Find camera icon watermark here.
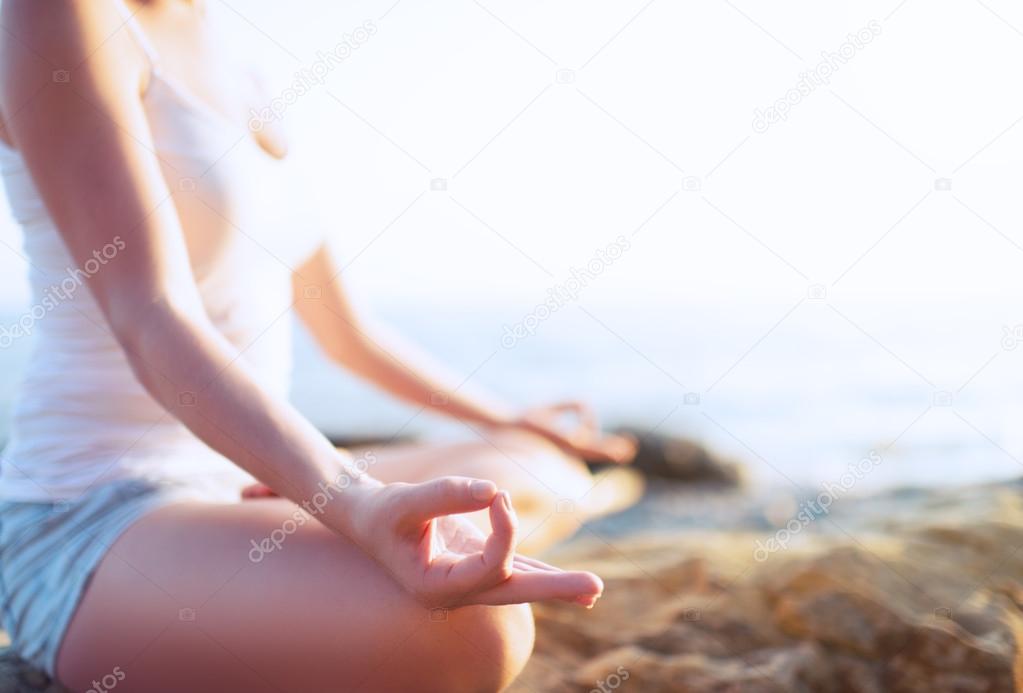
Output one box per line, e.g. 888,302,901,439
302,284,322,300
932,391,953,407
178,607,197,622
429,391,449,406
683,392,701,405
682,608,701,621
178,177,196,192
933,177,952,192
934,606,952,619
555,498,576,514
429,607,448,622
429,177,448,192
555,68,576,84
807,284,827,300
681,176,702,192
52,69,71,83
178,391,197,407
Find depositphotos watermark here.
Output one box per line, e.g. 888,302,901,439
753,450,882,562
1002,324,1023,350
84,666,126,693
590,665,630,693
0,236,125,349
752,20,882,134
501,236,631,348
247,21,377,132
248,451,377,563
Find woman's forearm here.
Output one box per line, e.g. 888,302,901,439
292,248,517,430
331,327,516,428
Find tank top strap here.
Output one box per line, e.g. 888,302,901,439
117,2,161,70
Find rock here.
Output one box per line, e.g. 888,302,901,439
327,433,417,450
511,481,1023,692
773,590,903,657
572,642,836,693
609,429,745,486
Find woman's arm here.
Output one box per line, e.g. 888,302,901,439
293,244,638,462
293,245,516,428
1,0,349,507
0,0,602,607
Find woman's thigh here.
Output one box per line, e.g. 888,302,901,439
363,431,594,511
56,498,534,693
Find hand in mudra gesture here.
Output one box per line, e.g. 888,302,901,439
343,477,603,608
515,401,638,464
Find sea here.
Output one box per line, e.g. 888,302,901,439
2,295,1022,494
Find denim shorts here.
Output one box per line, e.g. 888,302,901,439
0,479,207,676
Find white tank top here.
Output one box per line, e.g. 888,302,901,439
0,7,324,501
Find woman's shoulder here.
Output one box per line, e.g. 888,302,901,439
0,0,145,82
3,0,127,45
0,0,149,131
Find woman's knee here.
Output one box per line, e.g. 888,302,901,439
424,603,535,692
479,430,589,530
490,430,590,488
490,428,568,461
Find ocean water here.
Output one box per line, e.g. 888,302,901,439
2,296,1022,493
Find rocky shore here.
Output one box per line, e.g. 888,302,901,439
513,478,1023,692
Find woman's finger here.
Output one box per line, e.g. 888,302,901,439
513,554,563,572
482,491,516,577
547,400,599,433
595,434,638,463
399,476,498,527
573,433,639,464
573,401,601,437
472,568,604,606
511,559,547,573
430,491,518,597
240,483,278,499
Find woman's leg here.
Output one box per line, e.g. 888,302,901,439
360,430,643,553
56,498,534,693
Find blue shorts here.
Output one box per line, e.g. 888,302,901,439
0,479,205,676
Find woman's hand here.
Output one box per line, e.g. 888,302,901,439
339,476,603,608
513,401,638,464
241,482,278,499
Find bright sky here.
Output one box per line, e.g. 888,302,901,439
1,0,1022,311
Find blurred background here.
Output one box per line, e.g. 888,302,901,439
3,0,1023,492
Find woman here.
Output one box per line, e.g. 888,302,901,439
0,1,638,691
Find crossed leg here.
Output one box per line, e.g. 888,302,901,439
56,499,534,692
360,429,640,553
56,430,635,692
